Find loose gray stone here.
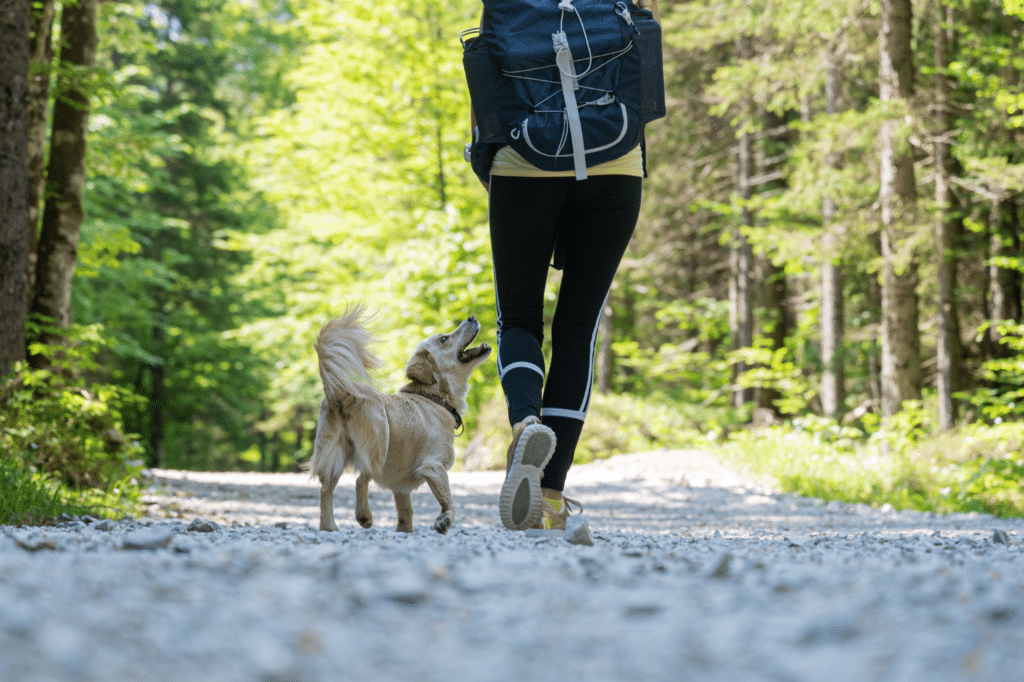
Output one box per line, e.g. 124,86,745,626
186,518,221,533
122,527,175,550
12,533,57,552
92,519,115,532
993,529,1010,545
564,514,593,546
708,552,732,579
624,604,663,618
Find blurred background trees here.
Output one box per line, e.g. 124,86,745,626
2,0,1023,487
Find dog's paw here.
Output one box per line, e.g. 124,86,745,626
320,519,340,532
396,521,414,533
356,514,373,529
433,511,454,535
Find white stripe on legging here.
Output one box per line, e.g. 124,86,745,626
541,406,587,421
499,360,545,380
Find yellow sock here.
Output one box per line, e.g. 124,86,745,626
543,497,563,529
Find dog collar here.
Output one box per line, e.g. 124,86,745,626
401,388,463,431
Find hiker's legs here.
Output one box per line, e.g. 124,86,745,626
539,175,643,492
489,176,567,425
489,174,642,493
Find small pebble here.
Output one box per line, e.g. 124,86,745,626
564,515,593,546
122,527,175,550
186,518,221,533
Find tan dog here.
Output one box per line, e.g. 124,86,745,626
308,306,491,534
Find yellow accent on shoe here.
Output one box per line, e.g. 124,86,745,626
542,498,563,530
541,495,582,531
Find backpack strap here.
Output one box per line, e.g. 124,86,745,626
553,30,588,180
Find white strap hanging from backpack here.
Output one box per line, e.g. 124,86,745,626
552,15,589,180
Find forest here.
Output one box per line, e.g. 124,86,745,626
1,0,1024,519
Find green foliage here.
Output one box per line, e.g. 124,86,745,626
0,319,145,520
0,460,78,526
0,325,145,521
460,391,740,471
963,322,1024,422
721,416,1024,519
229,0,496,436
731,340,815,414
69,0,296,467
574,392,726,464
0,458,140,527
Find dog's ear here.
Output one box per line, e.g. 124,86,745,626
405,349,438,385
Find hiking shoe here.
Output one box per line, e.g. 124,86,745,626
500,418,556,531
505,416,539,473
541,495,583,531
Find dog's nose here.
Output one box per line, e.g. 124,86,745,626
467,315,476,322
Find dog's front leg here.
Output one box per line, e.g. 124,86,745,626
393,492,414,533
319,473,341,532
355,473,373,528
418,462,455,535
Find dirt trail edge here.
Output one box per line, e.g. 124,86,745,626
2,449,1022,682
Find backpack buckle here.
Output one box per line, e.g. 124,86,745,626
615,2,640,33
551,31,580,90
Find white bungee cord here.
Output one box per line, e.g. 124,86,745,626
556,0,595,81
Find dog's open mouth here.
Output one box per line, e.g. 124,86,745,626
458,325,492,363
459,342,492,363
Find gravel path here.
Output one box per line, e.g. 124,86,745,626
2,448,1023,682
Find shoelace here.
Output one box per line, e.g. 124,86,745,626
543,495,583,529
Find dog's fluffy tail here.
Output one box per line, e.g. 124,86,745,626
314,305,383,406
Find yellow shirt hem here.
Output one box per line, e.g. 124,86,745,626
488,144,644,178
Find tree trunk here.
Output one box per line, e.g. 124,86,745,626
28,0,97,361
729,200,754,407
933,3,959,431
820,234,845,420
878,0,922,418
597,302,613,393
820,53,846,420
754,107,790,416
26,0,56,297
866,246,883,412
0,0,33,379
755,256,786,413
149,325,165,468
988,200,1022,357
730,35,755,409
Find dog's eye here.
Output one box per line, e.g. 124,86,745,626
439,336,449,344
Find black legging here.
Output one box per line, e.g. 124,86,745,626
489,173,643,491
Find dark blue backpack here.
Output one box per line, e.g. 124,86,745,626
463,0,665,182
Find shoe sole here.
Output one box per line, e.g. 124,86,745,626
499,423,556,531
